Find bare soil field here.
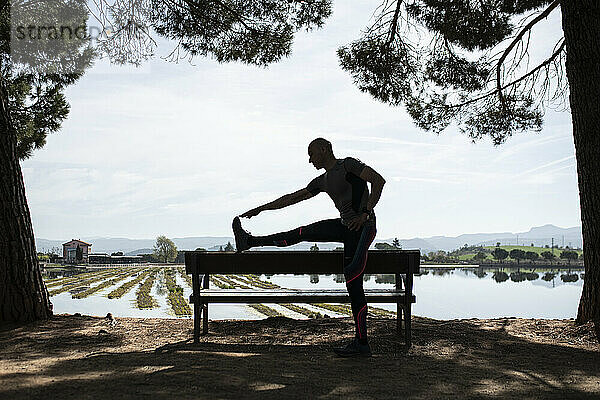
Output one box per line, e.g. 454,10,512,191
1,314,599,399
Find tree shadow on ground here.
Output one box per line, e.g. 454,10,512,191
0,314,123,361
1,315,599,399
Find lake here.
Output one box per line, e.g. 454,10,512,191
43,266,585,320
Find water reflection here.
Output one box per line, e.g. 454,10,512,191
561,273,579,282
510,272,526,282
268,267,585,320
42,266,586,320
526,272,539,281
542,272,557,281
493,271,509,283
375,275,395,284
474,268,487,278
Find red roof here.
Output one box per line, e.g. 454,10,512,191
62,239,92,246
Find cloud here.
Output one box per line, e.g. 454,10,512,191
516,155,576,177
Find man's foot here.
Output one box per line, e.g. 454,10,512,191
232,216,251,253
333,338,372,358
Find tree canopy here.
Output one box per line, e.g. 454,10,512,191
89,0,332,67
1,0,94,159
492,247,509,262
153,235,178,262
337,0,563,144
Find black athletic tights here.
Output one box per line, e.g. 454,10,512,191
248,218,377,342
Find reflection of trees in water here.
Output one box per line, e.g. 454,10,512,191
375,274,395,284
475,268,487,279
581,273,585,280
310,274,319,284
510,272,527,282
542,272,557,281
525,272,539,281
506,270,539,282
416,270,430,276
493,271,509,283
561,273,579,282
432,268,454,276
331,274,372,283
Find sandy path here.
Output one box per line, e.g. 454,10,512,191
1,314,598,399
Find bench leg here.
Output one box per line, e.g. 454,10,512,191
404,304,412,348
194,302,202,343
397,301,403,334
202,303,209,334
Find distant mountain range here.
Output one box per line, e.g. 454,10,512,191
35,224,582,255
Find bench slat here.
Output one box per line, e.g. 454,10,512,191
185,250,420,275
190,289,415,304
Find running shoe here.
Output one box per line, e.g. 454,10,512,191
333,338,372,357
232,216,251,253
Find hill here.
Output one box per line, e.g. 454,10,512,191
35,224,582,255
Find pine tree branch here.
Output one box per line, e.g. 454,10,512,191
386,0,402,45
496,0,560,108
210,0,256,33
440,39,565,110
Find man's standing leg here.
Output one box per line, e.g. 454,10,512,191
334,222,377,357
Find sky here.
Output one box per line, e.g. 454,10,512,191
21,2,581,241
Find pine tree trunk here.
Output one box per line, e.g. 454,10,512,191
0,80,53,322
561,0,600,324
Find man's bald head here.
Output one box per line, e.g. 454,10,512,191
308,138,333,155
308,138,335,170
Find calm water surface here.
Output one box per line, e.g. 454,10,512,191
46,266,584,320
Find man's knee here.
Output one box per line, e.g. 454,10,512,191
343,259,361,281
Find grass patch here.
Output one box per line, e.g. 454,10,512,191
214,274,250,289
210,276,238,289
313,303,396,318
164,268,192,316
48,269,127,296
233,274,280,289
248,304,283,317
45,269,118,289
71,269,144,299
107,268,157,299
280,304,324,319
136,270,159,309
482,245,583,258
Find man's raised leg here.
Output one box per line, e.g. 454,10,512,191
233,217,345,251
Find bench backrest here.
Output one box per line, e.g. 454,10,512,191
185,250,420,275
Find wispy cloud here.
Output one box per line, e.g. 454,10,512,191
516,155,576,177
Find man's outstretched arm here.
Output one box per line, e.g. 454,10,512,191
239,188,316,218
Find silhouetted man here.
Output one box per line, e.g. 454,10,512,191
232,138,385,357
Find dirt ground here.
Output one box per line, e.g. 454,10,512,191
1,314,599,399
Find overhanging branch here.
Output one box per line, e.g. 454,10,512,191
496,0,560,107
386,0,402,45
440,39,565,110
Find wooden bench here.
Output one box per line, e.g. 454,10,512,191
185,250,420,347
